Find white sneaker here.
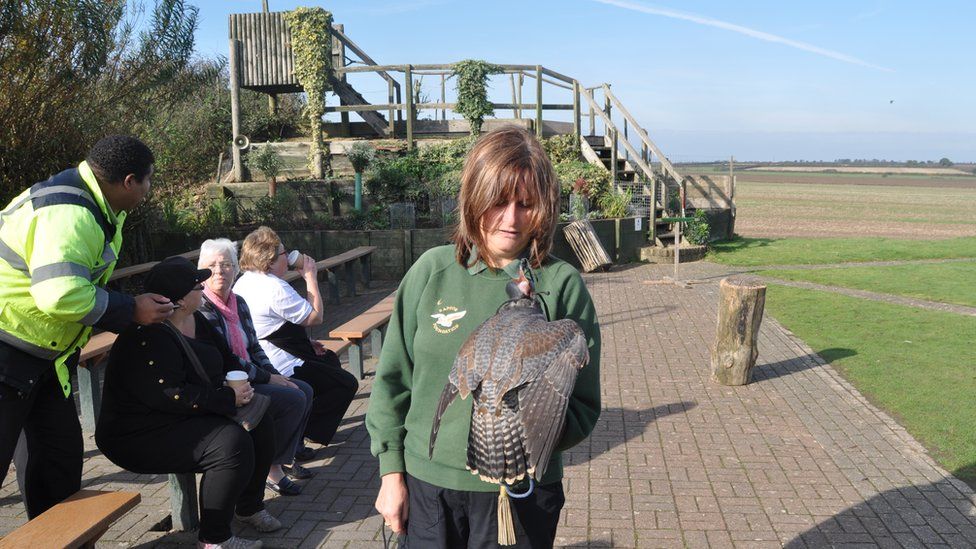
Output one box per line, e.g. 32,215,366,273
197,536,263,549
235,508,283,532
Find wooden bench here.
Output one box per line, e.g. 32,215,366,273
329,292,396,379
280,245,376,304
0,489,140,548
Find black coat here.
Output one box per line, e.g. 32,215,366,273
95,313,244,439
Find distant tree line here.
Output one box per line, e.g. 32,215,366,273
0,0,305,262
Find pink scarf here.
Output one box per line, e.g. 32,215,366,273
204,287,249,361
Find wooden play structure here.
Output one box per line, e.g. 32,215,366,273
225,5,735,253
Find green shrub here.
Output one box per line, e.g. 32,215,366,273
365,155,424,204
553,161,611,202
597,188,632,219
543,134,580,165
157,191,235,237
684,209,710,245
247,187,300,227
418,136,475,165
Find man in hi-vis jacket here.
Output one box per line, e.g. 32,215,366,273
0,135,175,517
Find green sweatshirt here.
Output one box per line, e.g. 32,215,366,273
366,245,601,492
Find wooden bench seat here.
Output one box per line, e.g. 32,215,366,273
329,292,396,379
316,339,352,356
0,489,140,549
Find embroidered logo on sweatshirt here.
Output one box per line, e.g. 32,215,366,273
431,305,466,334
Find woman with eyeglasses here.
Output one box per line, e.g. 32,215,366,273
197,238,316,498
233,227,358,459
95,257,277,549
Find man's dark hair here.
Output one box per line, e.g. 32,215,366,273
86,135,155,184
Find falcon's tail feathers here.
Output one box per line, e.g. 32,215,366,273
467,392,530,485
429,383,459,459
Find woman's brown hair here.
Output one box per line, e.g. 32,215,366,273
451,125,560,269
239,226,282,273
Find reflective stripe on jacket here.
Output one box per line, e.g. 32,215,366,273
0,161,134,396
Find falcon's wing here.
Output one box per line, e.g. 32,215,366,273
428,382,458,459
515,319,589,480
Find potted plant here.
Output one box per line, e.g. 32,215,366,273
346,141,375,212
250,144,283,197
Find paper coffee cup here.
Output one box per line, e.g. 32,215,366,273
225,370,248,388
287,250,304,270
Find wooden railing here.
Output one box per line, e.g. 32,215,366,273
315,61,685,244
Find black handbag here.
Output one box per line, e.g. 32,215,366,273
162,321,270,431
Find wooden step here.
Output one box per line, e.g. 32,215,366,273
329,77,388,137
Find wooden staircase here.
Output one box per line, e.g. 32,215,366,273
329,76,389,137
583,135,637,182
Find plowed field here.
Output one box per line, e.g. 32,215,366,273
729,176,976,239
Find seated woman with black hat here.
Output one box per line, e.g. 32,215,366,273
95,257,280,549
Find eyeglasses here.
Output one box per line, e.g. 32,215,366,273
206,262,234,271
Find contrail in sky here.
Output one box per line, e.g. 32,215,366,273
593,0,894,73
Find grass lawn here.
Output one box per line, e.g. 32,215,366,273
757,262,976,307
765,284,976,483
708,236,976,266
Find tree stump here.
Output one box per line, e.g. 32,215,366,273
710,276,766,385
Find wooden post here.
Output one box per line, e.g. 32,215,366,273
517,73,523,120
588,99,595,136
77,360,102,433
440,73,446,121
405,65,414,150
710,276,767,385
268,93,277,115
169,473,199,531
610,127,618,188
623,118,629,163
388,80,395,137
572,80,581,141
510,73,519,119
649,175,657,243
535,65,543,138
335,24,350,135
228,39,243,182
728,155,736,239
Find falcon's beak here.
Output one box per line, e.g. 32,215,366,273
514,269,532,297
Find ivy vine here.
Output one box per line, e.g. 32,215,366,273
285,7,333,177
452,59,501,135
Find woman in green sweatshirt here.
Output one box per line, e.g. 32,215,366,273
366,125,601,548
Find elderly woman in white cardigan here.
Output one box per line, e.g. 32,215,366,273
197,238,315,497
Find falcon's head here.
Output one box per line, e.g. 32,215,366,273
502,259,541,310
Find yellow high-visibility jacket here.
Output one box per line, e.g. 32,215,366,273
0,161,135,396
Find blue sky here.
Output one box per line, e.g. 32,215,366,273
189,1,976,161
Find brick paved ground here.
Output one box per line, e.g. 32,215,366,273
3,262,975,548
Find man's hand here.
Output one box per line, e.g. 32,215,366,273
375,472,409,534
133,293,174,325
269,374,299,390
